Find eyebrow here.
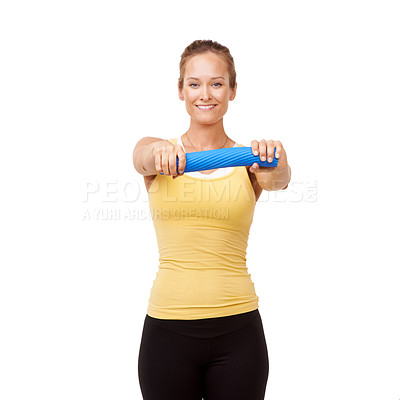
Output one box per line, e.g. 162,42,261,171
186,76,226,80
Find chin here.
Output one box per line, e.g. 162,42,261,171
193,119,216,125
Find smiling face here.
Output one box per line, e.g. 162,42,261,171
178,51,237,125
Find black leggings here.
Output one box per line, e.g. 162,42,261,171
138,309,269,400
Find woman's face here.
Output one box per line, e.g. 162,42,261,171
178,52,237,125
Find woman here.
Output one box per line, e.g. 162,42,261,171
134,40,291,400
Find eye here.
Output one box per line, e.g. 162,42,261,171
213,83,222,87
189,83,198,88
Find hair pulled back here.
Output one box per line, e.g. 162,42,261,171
178,40,236,90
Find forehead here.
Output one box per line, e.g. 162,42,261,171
184,52,228,79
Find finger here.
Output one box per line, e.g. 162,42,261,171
169,150,178,176
250,140,259,156
259,140,267,161
177,147,186,174
155,150,162,174
266,140,275,163
249,162,259,173
274,141,282,159
162,151,171,175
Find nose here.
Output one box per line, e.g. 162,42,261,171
200,85,211,101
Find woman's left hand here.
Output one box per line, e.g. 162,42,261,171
249,139,288,173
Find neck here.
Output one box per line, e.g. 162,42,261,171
184,119,230,151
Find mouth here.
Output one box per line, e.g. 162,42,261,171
196,104,217,110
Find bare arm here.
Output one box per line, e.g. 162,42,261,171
132,137,165,176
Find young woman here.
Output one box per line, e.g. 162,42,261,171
134,39,291,400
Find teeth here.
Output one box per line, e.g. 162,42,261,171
197,105,215,109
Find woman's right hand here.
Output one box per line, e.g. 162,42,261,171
152,140,186,179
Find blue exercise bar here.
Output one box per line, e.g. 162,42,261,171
160,146,278,174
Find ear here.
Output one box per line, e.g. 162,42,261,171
178,81,185,101
230,82,237,101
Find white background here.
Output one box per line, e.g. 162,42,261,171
1,0,399,399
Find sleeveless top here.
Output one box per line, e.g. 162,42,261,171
146,137,259,320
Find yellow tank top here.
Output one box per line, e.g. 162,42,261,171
146,137,259,320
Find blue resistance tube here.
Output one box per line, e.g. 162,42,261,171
160,146,278,174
